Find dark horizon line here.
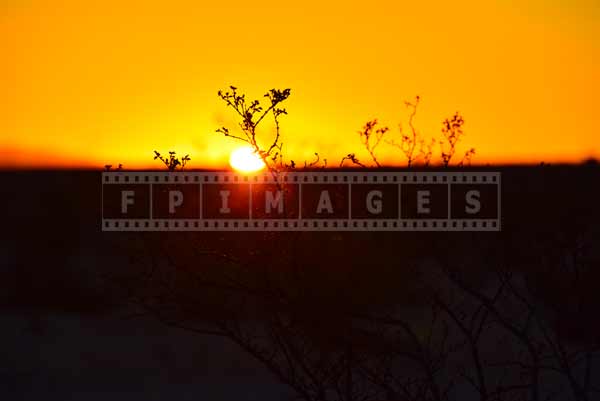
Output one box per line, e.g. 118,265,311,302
1,160,599,172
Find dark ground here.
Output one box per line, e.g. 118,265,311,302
0,163,599,400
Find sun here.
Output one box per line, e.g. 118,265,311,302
229,146,266,173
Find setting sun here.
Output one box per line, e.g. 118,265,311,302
229,147,266,173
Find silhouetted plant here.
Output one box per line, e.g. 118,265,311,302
349,95,439,168
418,138,436,167
340,153,366,168
385,96,421,167
104,164,123,171
153,151,190,171
123,228,600,401
216,86,292,172
458,148,476,167
303,152,327,169
440,112,466,167
351,96,475,168
358,119,389,167
99,83,600,401
215,87,475,169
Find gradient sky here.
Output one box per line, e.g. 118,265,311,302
2,0,599,168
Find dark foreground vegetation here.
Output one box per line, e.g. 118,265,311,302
0,163,599,400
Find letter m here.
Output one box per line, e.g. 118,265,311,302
265,190,284,214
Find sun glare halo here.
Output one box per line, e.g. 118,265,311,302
229,146,266,173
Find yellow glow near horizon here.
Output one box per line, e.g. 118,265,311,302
229,147,266,173
1,0,599,168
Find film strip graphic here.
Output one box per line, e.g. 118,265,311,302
102,172,500,231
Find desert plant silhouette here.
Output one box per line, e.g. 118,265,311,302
346,96,476,168
153,150,190,171
110,87,600,401
116,225,600,401
216,86,292,172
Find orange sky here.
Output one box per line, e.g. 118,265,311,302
2,0,599,168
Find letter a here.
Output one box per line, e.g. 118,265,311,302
316,190,333,214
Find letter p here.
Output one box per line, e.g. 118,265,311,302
169,190,184,214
